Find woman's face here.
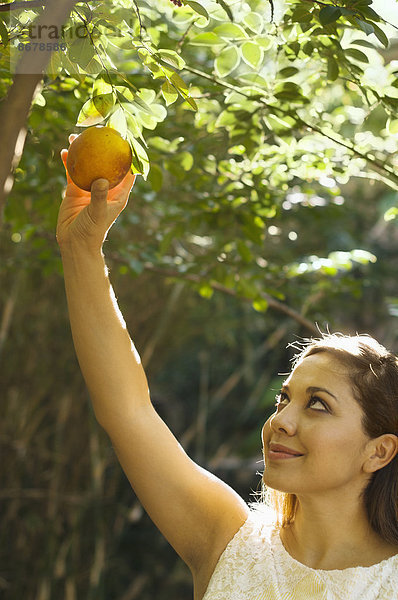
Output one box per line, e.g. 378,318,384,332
262,352,372,498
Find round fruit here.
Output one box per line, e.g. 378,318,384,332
66,126,132,191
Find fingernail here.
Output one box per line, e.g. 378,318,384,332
91,178,109,191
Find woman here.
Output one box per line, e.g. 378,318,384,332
57,143,398,599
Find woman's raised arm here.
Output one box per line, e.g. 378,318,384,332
57,145,248,582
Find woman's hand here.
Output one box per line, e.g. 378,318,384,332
56,134,137,253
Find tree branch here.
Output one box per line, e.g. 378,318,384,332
0,268,22,357
183,65,398,191
105,249,318,333
300,0,398,32
300,0,329,6
139,262,320,335
0,0,79,225
132,0,145,39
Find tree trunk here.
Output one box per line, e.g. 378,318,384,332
0,0,78,225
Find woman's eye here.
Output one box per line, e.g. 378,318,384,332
274,393,330,414
308,396,329,412
274,392,289,411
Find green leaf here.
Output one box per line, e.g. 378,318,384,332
302,40,314,56
350,249,376,264
215,109,236,128
186,1,209,20
189,32,224,46
339,7,356,17
83,57,103,75
255,35,273,50
137,88,156,105
387,118,398,134
371,22,389,48
327,56,339,81
92,93,115,117
241,41,264,69
213,0,234,22
243,12,263,34
358,6,380,22
215,45,240,77
354,18,374,36
274,82,305,101
132,95,155,115
124,110,144,141
68,37,96,68
239,73,268,87
130,137,150,179
115,86,135,104
137,113,158,130
170,72,189,93
157,49,186,69
33,93,46,107
265,114,295,131
108,107,127,138
0,17,9,47
76,98,104,127
345,48,369,63
214,23,248,39
350,38,375,49
144,102,167,123
145,60,165,79
46,51,63,77
141,88,159,104
291,6,313,23
93,77,113,96
161,80,178,106
278,66,299,78
183,95,198,111
179,151,194,171
169,72,196,110
319,6,342,26
384,207,398,222
199,283,214,299
252,298,268,313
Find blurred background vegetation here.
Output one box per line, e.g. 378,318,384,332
1,0,398,598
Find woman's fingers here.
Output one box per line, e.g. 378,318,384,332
119,171,137,194
91,178,109,198
102,172,136,210
60,148,91,197
109,171,137,201
60,149,73,184
89,178,110,223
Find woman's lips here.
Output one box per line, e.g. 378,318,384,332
267,443,304,460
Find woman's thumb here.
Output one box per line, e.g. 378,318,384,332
89,178,109,222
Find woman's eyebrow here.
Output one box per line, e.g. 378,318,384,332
281,383,339,402
307,386,339,401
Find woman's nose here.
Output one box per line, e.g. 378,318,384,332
269,406,297,436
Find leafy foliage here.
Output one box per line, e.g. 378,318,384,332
1,0,398,598
2,0,398,305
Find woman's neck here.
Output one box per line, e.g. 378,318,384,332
279,495,398,570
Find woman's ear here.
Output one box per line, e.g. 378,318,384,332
363,434,398,473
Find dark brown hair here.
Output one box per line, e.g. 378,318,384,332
267,333,398,545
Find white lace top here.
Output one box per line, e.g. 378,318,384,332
202,506,398,600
